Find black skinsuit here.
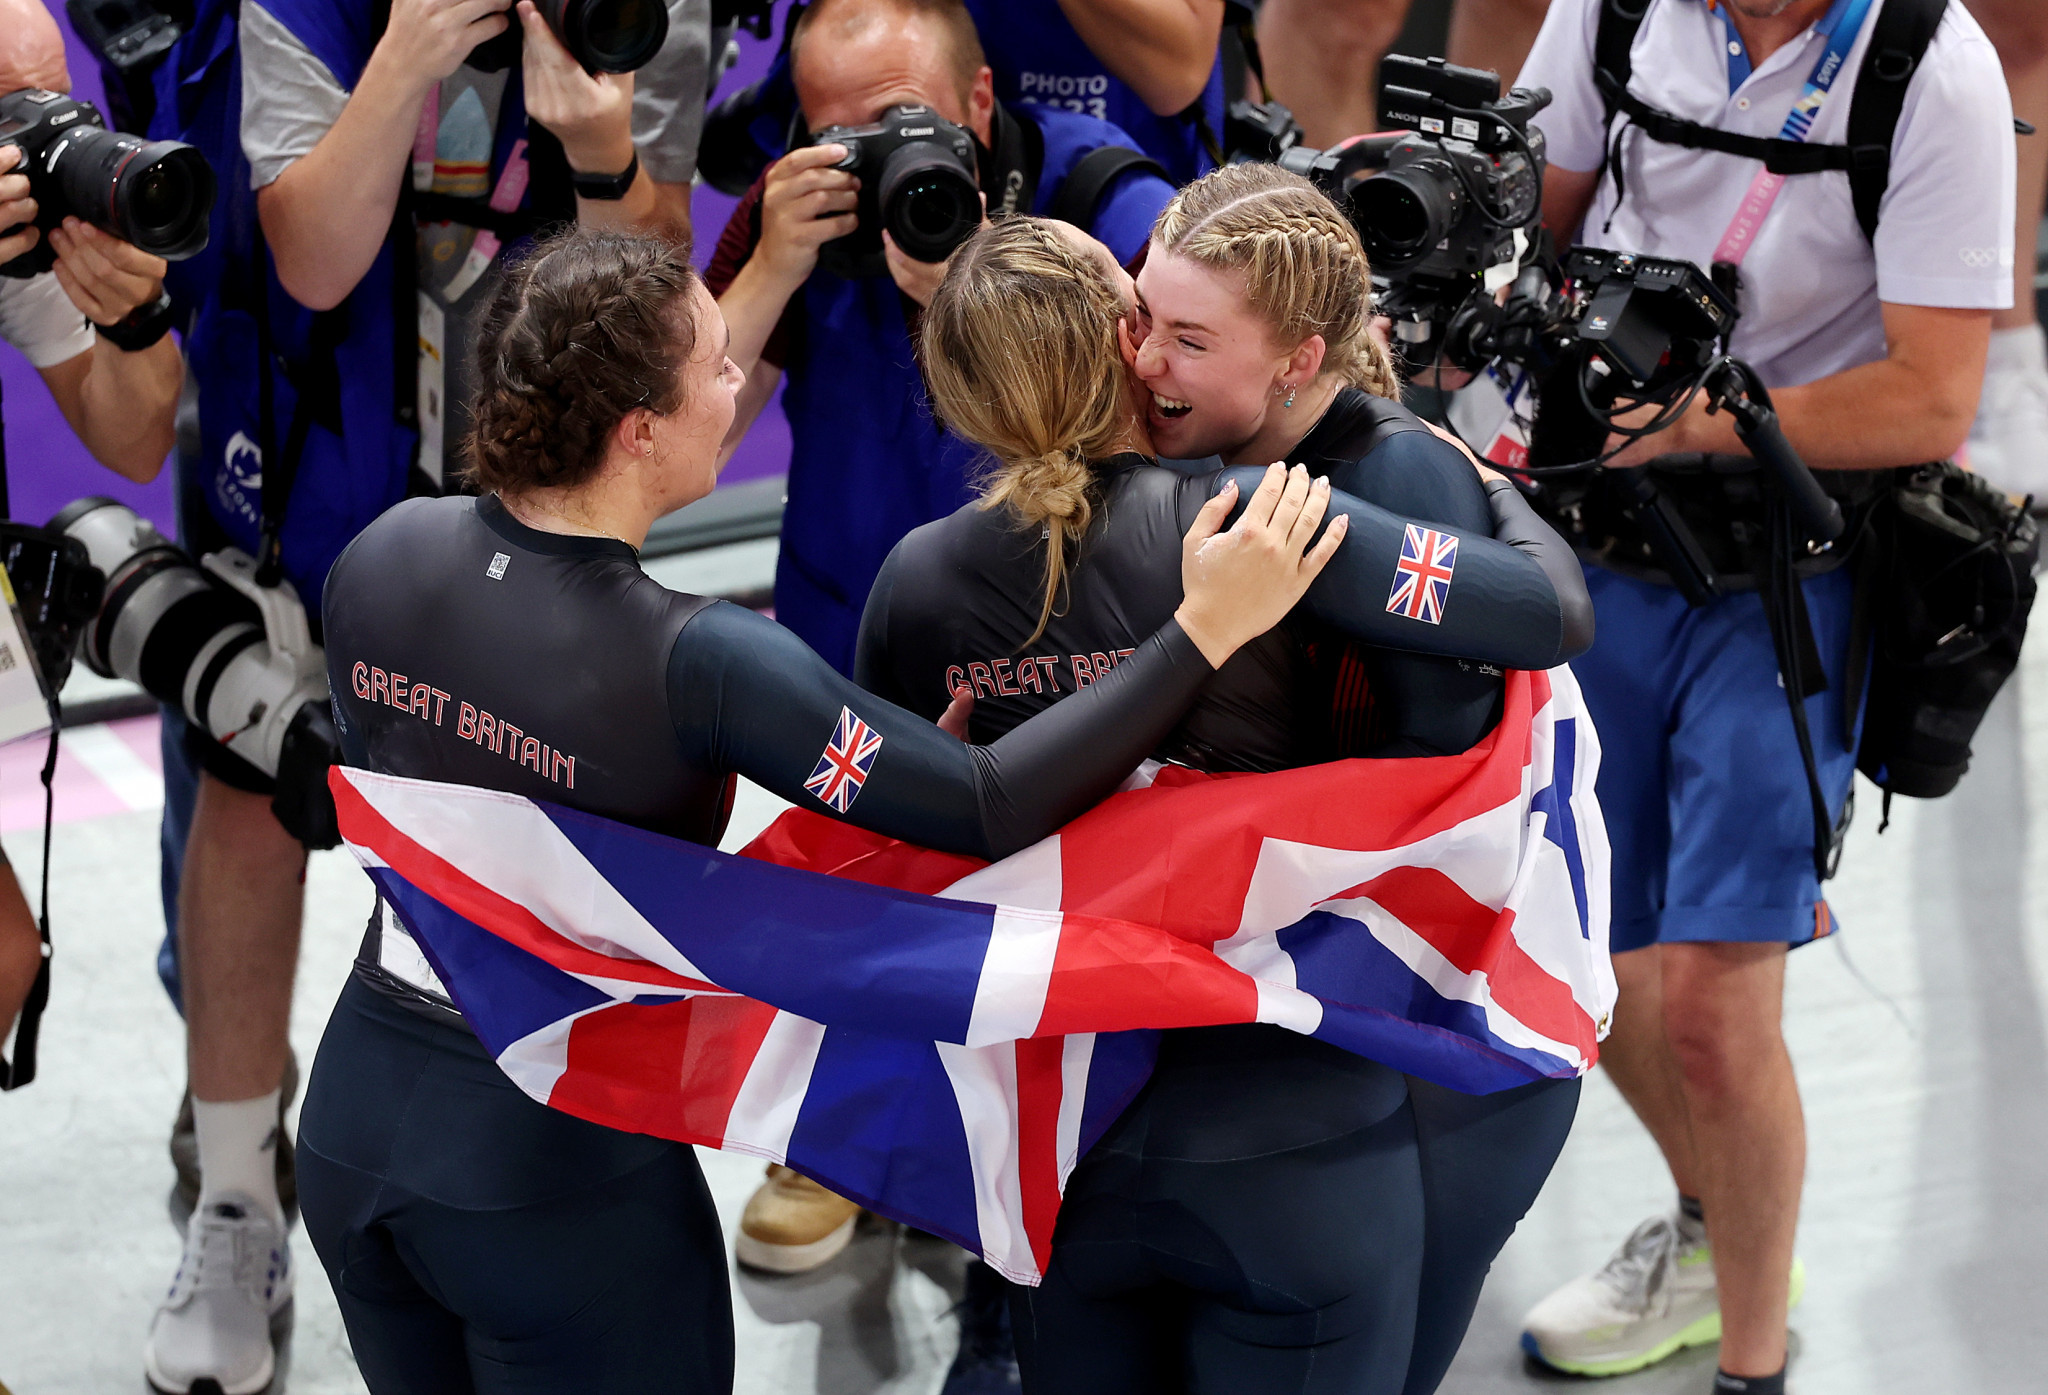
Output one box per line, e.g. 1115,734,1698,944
299,492,1227,1395
857,390,1591,1395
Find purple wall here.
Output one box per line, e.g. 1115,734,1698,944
4,0,792,533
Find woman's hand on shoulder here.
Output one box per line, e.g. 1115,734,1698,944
1173,463,1347,668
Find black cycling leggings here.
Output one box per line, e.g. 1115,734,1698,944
1010,1027,1579,1395
297,973,736,1395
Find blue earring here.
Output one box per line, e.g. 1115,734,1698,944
1283,386,1296,409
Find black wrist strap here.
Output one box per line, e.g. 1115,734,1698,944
571,151,640,201
95,288,175,353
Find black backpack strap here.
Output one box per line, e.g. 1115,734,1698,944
1845,0,1948,243
1594,0,1650,124
1046,146,1169,231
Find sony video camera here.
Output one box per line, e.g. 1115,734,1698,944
467,0,671,75
54,500,341,848
0,89,215,278
1243,56,1550,372
810,105,981,279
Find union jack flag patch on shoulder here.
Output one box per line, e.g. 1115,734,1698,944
1387,524,1458,625
805,707,884,813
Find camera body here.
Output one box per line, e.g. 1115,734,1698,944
0,89,215,278
0,525,104,700
466,0,671,76
1255,57,1550,371
810,105,981,279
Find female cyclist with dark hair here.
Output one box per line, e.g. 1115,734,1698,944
295,224,1346,1395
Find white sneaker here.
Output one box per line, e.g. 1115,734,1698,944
144,1194,292,1395
1967,326,2048,504
1521,1210,1805,1377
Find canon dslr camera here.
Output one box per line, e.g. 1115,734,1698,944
0,89,215,278
810,105,981,279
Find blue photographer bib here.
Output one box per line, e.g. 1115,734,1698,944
964,0,1223,185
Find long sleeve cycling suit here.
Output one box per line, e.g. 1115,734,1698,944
854,389,1590,1395
298,491,1226,1395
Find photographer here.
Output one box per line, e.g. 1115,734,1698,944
137,1,693,1389
709,0,1177,678
1505,1,2016,1390
0,0,181,1051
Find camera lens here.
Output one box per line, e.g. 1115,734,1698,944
1351,163,1461,271
52,131,215,261
550,0,669,73
878,145,980,263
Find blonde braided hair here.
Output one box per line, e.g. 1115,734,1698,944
1151,164,1402,400
919,218,1135,644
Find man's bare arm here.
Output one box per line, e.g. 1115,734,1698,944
1055,0,1223,117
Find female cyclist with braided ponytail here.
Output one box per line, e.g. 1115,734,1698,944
294,226,1344,1395
859,169,1595,1395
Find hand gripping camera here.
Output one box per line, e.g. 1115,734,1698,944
0,89,215,278
810,105,982,279
54,501,341,848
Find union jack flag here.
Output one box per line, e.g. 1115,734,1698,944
1387,523,1459,625
803,707,883,813
330,667,1612,1284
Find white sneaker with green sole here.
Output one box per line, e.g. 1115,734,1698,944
1519,1211,1804,1377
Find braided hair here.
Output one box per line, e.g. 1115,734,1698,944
920,218,1135,644
1150,164,1402,400
465,228,701,495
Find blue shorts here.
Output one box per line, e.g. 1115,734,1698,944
1576,565,1864,954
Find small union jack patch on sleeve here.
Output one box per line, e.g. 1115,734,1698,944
804,707,885,813
1386,524,1458,625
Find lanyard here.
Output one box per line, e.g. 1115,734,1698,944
1711,0,1878,269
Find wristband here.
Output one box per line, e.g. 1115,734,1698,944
570,152,639,202
95,289,175,353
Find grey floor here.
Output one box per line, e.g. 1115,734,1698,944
3,640,2046,1393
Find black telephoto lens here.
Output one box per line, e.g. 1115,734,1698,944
55,130,215,260
1351,163,1461,270
540,0,669,73
879,147,980,263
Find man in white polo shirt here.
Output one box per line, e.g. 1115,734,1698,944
1508,0,2014,1389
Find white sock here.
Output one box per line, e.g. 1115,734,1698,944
1985,323,2048,380
192,1090,283,1226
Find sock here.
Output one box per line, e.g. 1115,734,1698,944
1985,323,2048,381
192,1090,283,1226
1714,1368,1786,1395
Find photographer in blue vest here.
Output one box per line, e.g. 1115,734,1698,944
1505,1,2015,1390
708,0,1178,680
137,0,693,1387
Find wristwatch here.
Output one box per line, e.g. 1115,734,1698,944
95,288,176,353
570,152,640,202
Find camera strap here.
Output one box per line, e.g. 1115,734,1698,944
1594,0,1950,245
1761,498,1851,882
1709,0,1879,281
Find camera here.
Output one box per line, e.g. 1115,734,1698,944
466,0,671,76
1240,56,1550,372
0,89,216,278
0,524,104,700
63,0,183,73
53,500,341,847
810,105,981,279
